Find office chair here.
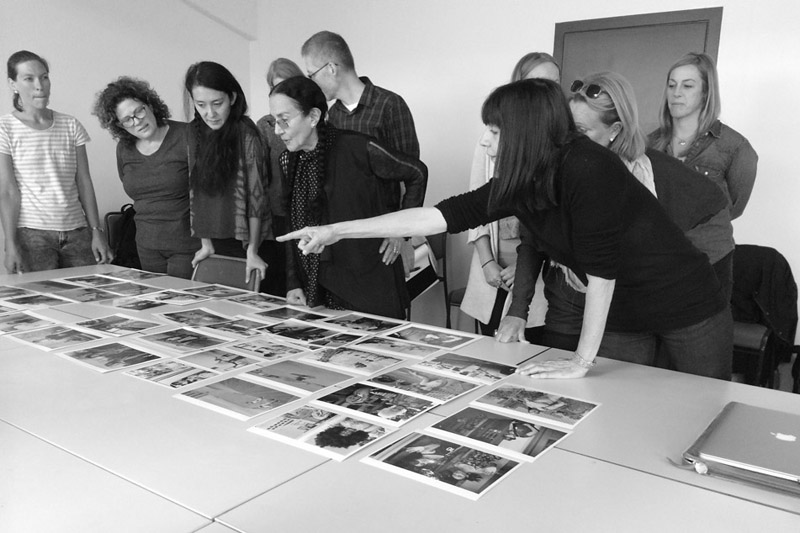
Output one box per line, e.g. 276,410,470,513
191,254,263,292
104,210,125,251
423,232,451,327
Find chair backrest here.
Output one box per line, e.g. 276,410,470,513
191,254,262,291
104,211,125,251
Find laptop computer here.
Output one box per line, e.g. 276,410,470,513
683,401,800,495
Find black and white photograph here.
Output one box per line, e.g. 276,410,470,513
0,311,57,335
363,432,521,500
321,312,406,333
99,296,169,312
261,319,343,344
225,292,285,310
249,406,396,461
299,347,403,376
176,377,300,420
10,324,105,351
309,332,367,348
368,367,479,403
52,287,119,303
60,341,162,372
0,285,36,299
417,353,516,385
102,269,166,282
157,308,234,328
101,281,162,297
385,324,480,350
315,382,435,426
352,336,441,358
474,385,599,430
15,279,81,293
60,274,120,288
143,290,211,306
192,315,273,339
136,328,231,355
225,338,309,360
4,292,73,309
180,348,262,372
73,314,164,337
245,359,353,394
125,360,218,388
429,407,569,462
181,284,250,299
253,306,329,322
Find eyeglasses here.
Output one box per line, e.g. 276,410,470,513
117,105,147,127
307,62,331,80
570,80,605,99
274,113,301,130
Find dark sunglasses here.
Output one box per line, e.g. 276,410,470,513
570,80,605,99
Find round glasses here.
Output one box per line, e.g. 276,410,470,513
117,105,147,128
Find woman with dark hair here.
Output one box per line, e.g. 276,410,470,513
281,79,731,380
648,52,758,302
93,76,199,278
184,61,270,281
1,50,112,273
255,58,305,295
269,76,426,318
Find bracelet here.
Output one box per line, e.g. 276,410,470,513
91,226,105,233
572,352,596,369
481,259,494,268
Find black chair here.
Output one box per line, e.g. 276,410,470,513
731,244,798,389
191,254,262,292
404,233,449,324
104,210,125,251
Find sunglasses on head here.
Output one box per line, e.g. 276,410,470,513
570,80,605,99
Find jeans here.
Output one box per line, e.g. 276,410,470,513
597,306,733,380
17,227,95,272
136,244,198,280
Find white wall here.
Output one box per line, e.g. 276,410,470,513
3,0,799,333
0,0,252,272
252,0,800,332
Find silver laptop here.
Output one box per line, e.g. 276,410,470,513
683,402,800,494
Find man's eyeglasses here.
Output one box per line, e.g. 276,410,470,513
117,105,147,127
307,62,331,80
570,80,605,99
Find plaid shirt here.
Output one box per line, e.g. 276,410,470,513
328,77,422,210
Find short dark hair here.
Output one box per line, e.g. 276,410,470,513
270,76,328,129
482,78,576,212
301,31,356,71
7,50,49,112
92,77,171,146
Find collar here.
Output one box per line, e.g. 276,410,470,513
333,76,375,113
704,119,722,139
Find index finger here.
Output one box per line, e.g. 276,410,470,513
277,229,307,242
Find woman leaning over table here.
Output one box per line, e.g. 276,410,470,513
270,76,426,319
461,52,558,338
184,61,271,282
0,50,112,273
93,76,200,278
648,52,757,302
280,79,731,380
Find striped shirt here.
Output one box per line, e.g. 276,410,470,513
0,111,90,231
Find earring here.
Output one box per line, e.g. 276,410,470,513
609,136,615,142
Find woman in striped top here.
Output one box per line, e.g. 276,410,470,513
0,50,112,273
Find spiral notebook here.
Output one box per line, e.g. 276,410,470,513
682,402,800,494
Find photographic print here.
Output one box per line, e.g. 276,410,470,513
60,341,162,372
52,287,120,303
353,336,441,359
180,348,261,372
363,432,521,500
16,279,81,292
101,269,166,282
157,308,234,328
0,302,20,314
417,353,516,385
0,285,37,299
192,315,273,339
385,324,480,350
9,325,104,351
73,314,164,337
143,290,211,305
321,312,406,333
125,360,218,388
253,306,329,322
309,332,367,348
245,359,353,394
4,292,72,309
136,328,230,355
60,274,120,288
101,282,161,297
0,311,58,334
99,296,169,312
367,367,479,403
249,406,396,461
225,338,308,360
429,407,569,462
474,385,599,430
315,382,435,426
299,347,403,376
261,319,343,344
176,377,300,420
226,292,285,310
181,284,250,299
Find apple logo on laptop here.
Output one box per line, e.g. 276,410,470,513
771,432,797,442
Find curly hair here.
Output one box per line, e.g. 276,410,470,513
92,76,171,146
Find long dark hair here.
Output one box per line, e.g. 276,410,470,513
7,50,49,112
483,78,576,212
185,61,256,195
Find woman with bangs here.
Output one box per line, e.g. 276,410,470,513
280,79,731,380
93,77,199,278
184,61,271,283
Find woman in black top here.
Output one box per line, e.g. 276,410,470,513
279,79,730,380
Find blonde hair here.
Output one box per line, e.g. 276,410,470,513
510,52,560,83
